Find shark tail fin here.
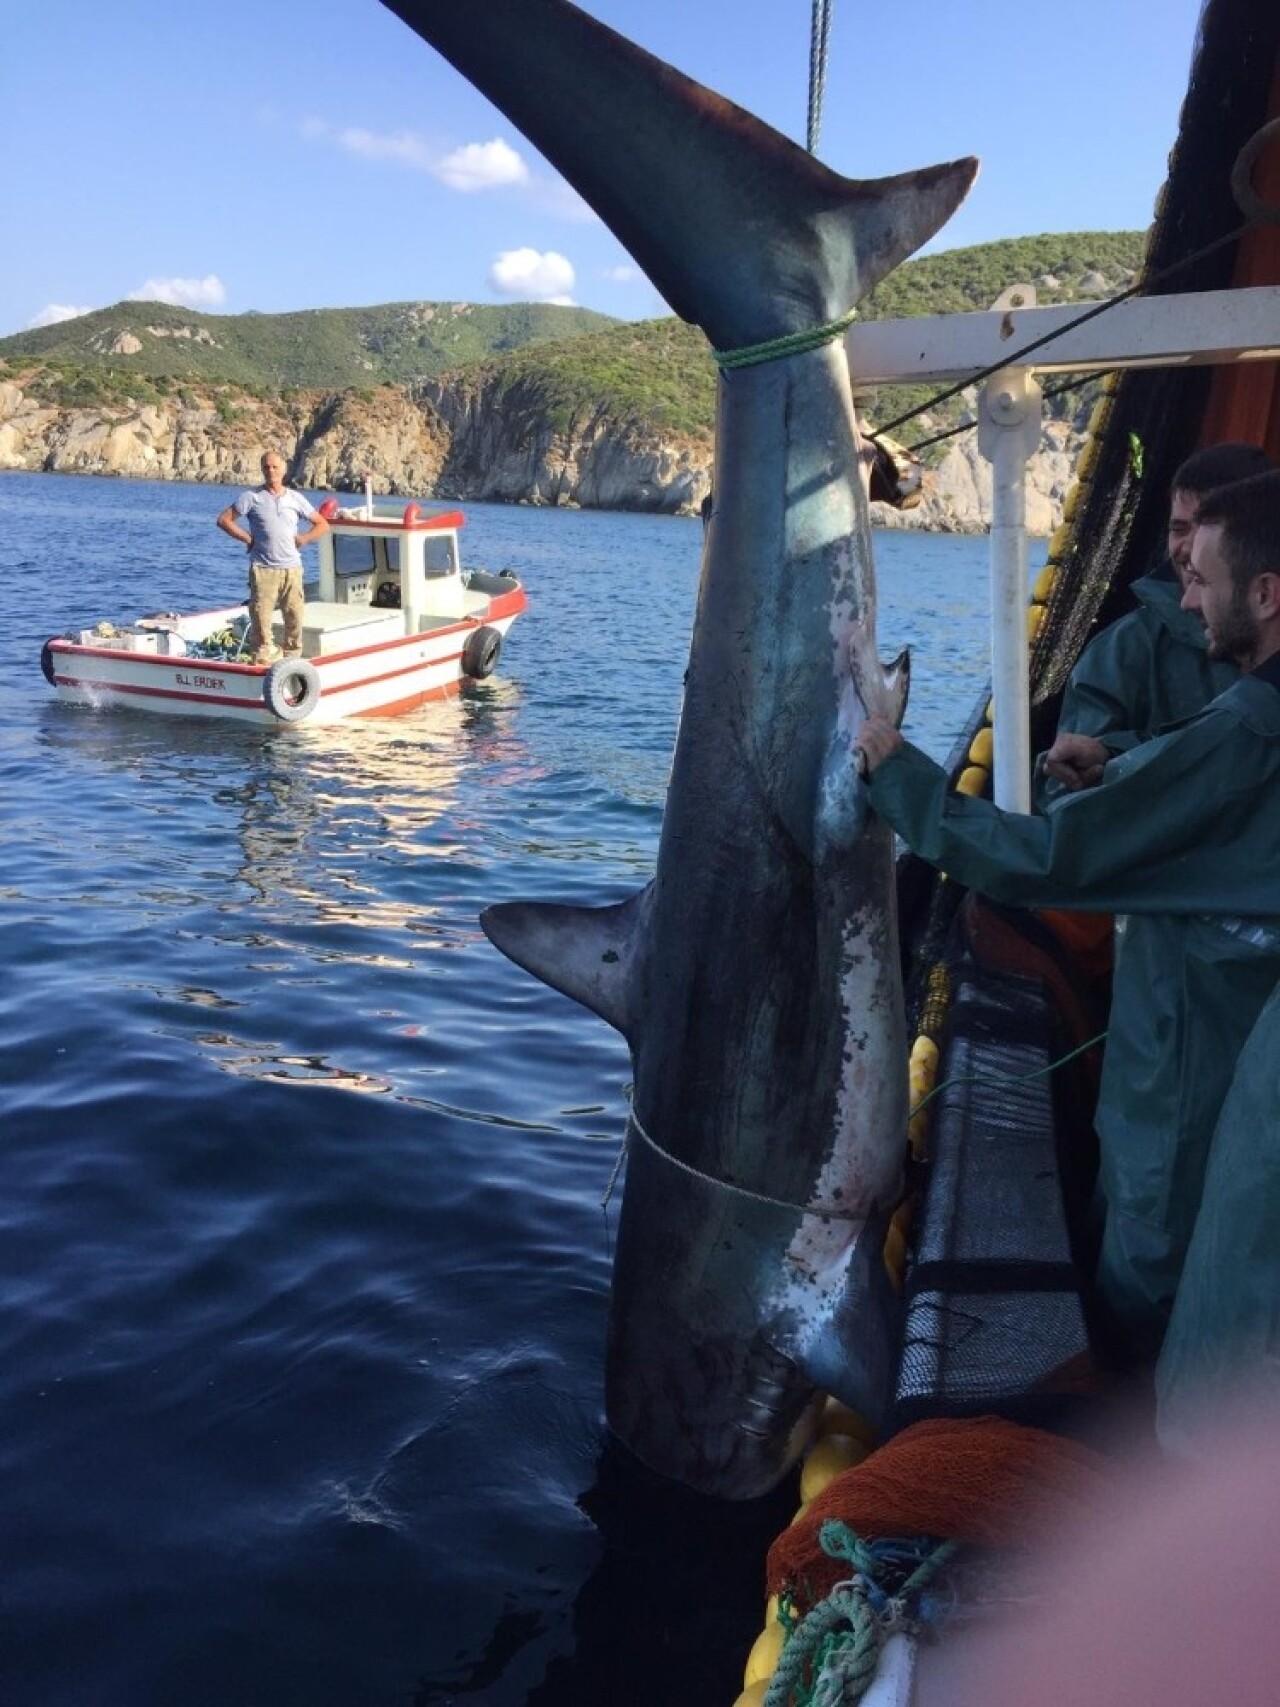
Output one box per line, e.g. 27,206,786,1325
843,163,980,302
381,0,977,348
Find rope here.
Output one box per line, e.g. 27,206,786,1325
599,1030,1107,1220
713,309,858,373
866,217,1256,450
899,371,1116,460
607,1100,871,1222
764,1524,958,1707
907,1028,1107,1122
807,0,834,156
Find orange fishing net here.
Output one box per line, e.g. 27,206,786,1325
959,895,1107,1095
1035,909,1115,985
766,1415,1116,1613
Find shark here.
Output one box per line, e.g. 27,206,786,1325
380,0,976,1497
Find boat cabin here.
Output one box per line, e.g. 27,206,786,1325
306,500,478,654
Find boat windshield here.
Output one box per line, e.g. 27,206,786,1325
334,535,400,575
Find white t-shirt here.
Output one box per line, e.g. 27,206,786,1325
233,486,318,569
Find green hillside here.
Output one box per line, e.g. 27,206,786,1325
859,230,1146,321
440,315,718,438
429,231,1149,454
852,231,1148,451
0,232,1148,457
0,298,617,389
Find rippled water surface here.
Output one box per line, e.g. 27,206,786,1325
0,473,1017,1705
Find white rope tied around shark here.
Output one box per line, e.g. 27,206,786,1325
604,1096,872,1222
601,1030,1108,1220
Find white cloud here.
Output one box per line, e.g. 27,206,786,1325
28,303,94,329
489,248,576,304
128,275,227,310
600,265,640,284
328,125,528,195
437,139,528,192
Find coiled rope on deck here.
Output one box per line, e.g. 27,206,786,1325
764,1524,957,1707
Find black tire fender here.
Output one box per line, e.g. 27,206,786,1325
462,625,502,680
40,640,57,685
263,658,321,722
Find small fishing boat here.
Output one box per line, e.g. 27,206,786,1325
39,497,527,725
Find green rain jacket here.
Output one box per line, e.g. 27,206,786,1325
1036,568,1238,807
1156,976,1280,1452
870,671,1280,1346
1057,568,1239,751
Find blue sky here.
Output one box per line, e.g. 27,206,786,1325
2,0,1206,338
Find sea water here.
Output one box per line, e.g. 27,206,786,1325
0,472,1031,1706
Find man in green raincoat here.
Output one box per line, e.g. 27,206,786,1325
1156,976,1280,1451
856,471,1280,1384
1038,441,1272,800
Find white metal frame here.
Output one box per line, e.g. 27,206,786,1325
847,285,1280,809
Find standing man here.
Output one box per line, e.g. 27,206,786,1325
855,471,1280,1402
1041,441,1273,797
217,451,329,666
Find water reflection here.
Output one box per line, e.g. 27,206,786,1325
29,687,554,1101
219,1051,393,1093
34,689,523,926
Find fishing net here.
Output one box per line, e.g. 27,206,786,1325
767,1414,1116,1615
894,957,1103,1431
1027,0,1280,737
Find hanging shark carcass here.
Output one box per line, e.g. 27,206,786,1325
381,0,976,1498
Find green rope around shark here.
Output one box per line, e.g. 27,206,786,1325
764,1523,959,1707
713,309,858,372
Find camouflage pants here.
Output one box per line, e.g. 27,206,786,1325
247,563,305,662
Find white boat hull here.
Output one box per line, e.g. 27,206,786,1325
42,500,527,727
44,606,523,726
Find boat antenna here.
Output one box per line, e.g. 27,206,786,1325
806,0,834,155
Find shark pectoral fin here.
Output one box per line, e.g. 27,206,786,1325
884,648,911,729
848,159,980,298
480,885,652,1040
846,620,908,727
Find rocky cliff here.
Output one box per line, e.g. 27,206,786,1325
0,368,1082,535
417,372,710,515
0,377,447,493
